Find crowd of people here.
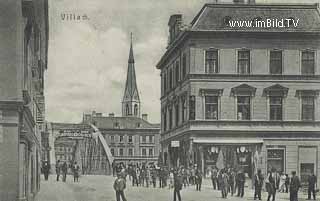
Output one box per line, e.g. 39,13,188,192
41,160,80,183
112,162,318,201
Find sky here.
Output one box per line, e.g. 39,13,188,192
46,0,319,124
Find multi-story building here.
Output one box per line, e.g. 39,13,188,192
0,0,49,200
157,1,320,186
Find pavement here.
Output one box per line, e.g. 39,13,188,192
35,175,312,201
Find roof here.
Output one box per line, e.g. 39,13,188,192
50,122,92,130
191,3,320,32
91,116,160,130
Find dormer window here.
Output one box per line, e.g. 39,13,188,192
168,14,182,44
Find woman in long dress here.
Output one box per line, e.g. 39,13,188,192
278,172,286,192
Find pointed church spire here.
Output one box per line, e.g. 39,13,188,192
128,32,134,63
122,33,140,117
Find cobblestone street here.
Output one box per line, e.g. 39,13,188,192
34,175,313,201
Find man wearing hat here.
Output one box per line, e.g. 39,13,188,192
113,173,127,201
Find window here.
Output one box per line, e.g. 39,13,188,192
182,96,187,122
189,96,196,120
142,148,147,156
270,50,282,74
141,136,147,143
238,50,250,74
169,68,173,90
134,104,138,116
205,96,218,120
110,135,115,143
148,136,154,143
119,148,124,156
182,54,187,79
119,135,124,143
110,148,115,156
175,102,179,126
149,148,153,156
205,50,219,74
301,51,315,75
163,108,167,131
169,107,173,129
175,61,180,85
237,96,251,120
163,73,167,92
128,135,133,143
125,104,130,116
128,148,133,156
302,97,315,121
270,97,283,120
267,148,285,172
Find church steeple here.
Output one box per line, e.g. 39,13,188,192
122,33,140,117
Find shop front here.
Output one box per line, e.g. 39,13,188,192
192,138,263,178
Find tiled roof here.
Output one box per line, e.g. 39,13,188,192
92,116,160,130
191,3,320,32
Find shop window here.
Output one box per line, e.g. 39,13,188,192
205,96,218,120
267,149,285,173
238,50,250,74
205,49,219,74
270,50,282,74
270,96,283,120
237,96,251,120
301,50,315,75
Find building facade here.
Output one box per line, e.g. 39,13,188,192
0,0,49,200
157,2,320,186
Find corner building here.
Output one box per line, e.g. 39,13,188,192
0,0,49,200
156,2,320,186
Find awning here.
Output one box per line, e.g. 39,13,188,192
192,138,263,144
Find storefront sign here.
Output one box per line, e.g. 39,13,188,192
58,129,92,138
171,141,180,147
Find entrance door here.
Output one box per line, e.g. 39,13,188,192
299,147,317,187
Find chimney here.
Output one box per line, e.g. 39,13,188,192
168,14,182,45
142,114,148,121
109,113,115,117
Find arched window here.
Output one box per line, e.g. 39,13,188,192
126,104,130,116
134,104,138,116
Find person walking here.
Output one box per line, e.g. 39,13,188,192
56,160,61,181
113,173,127,201
195,169,202,191
222,170,229,198
43,161,50,181
73,162,80,182
307,172,317,200
285,174,290,193
266,168,277,201
62,162,68,182
279,172,286,192
237,169,245,198
173,171,182,201
211,167,218,190
289,171,301,201
228,169,235,196
254,169,263,200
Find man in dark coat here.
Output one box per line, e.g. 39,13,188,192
62,162,68,182
56,160,61,181
195,169,202,191
173,171,182,201
308,173,317,200
43,161,50,181
237,170,245,197
254,169,264,200
266,168,277,201
114,173,127,201
289,171,301,201
211,167,218,190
